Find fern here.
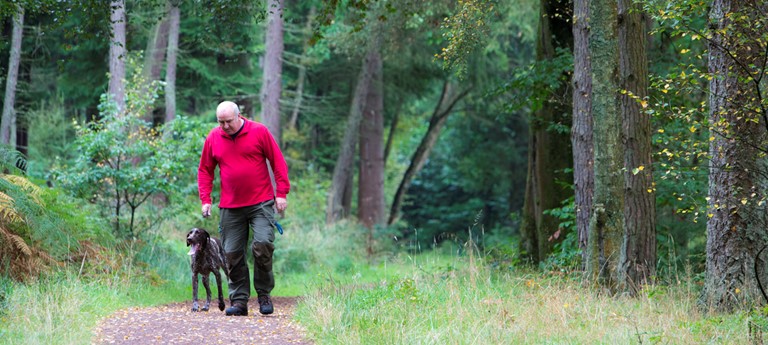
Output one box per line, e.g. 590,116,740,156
0,192,22,224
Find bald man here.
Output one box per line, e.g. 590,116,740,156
197,101,290,316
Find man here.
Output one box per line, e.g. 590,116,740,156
197,100,290,316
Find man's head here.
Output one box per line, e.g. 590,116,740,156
216,101,243,135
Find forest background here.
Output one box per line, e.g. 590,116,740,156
0,0,767,344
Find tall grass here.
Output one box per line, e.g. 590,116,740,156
294,251,752,344
0,262,188,344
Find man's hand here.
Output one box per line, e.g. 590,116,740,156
275,197,287,213
202,203,212,218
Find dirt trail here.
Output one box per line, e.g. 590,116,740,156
93,297,313,344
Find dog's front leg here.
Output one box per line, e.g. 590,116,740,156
201,274,212,311
213,270,225,311
191,273,200,312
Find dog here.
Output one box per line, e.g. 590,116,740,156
186,227,228,312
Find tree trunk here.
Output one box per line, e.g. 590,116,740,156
617,0,655,294
382,98,401,165
703,0,768,312
387,81,470,226
520,143,539,262
164,1,180,123
326,37,379,224
288,6,315,131
571,0,593,265
142,3,170,122
261,0,285,144
1,5,23,147
522,0,574,263
586,0,623,289
358,44,384,252
108,0,127,113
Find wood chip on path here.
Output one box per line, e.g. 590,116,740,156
93,296,313,345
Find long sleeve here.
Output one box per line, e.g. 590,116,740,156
262,131,290,198
197,136,216,205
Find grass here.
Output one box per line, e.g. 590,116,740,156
0,223,760,345
294,251,755,345
0,269,188,345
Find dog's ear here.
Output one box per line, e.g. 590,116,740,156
186,230,193,247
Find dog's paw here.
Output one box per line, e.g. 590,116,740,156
218,301,226,311
192,302,200,312
202,306,209,312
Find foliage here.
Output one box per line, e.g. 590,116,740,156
541,195,581,272
51,57,203,238
435,0,497,77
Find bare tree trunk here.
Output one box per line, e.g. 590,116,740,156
572,0,593,265
382,98,401,165
358,44,384,254
142,3,170,122
326,36,380,225
703,0,768,312
261,0,285,143
618,0,655,294
387,81,470,225
523,0,574,263
164,1,180,123
1,5,23,147
109,0,127,113
520,139,539,262
288,6,315,131
586,0,623,290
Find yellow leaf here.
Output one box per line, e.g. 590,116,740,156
640,100,648,108
741,198,748,205
657,129,665,133
689,126,696,133
638,165,645,171
661,89,669,94
681,49,690,54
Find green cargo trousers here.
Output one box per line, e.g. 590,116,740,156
219,200,277,305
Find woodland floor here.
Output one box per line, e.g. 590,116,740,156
92,296,313,344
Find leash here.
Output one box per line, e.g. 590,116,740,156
266,159,284,235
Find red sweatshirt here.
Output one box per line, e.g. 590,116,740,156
198,117,290,208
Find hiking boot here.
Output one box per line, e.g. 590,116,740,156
225,301,248,316
258,295,274,315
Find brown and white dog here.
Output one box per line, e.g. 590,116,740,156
186,227,228,312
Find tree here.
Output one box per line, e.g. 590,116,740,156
388,81,470,226
164,0,179,123
53,62,200,238
326,36,378,224
520,0,573,263
617,0,654,293
585,0,623,288
358,33,384,249
1,4,24,147
108,0,126,113
261,0,284,143
141,2,170,122
571,0,593,264
702,0,768,312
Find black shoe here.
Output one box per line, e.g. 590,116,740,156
258,295,274,315
225,302,248,316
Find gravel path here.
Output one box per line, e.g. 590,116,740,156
93,297,313,345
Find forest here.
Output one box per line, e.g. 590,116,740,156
0,0,767,343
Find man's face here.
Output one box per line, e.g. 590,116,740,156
217,110,241,135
